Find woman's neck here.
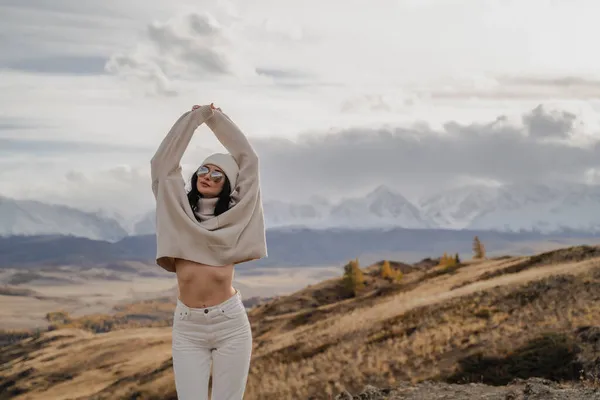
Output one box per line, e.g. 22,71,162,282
195,197,218,221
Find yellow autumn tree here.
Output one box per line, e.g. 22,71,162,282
473,236,486,259
438,252,457,267
45,310,72,326
438,253,446,266
381,260,394,279
343,258,365,296
381,260,403,282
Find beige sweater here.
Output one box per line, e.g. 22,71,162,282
150,105,267,272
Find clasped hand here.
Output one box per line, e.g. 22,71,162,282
192,103,221,112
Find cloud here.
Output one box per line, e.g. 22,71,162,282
502,75,600,89
252,104,600,201
105,12,256,95
4,0,600,216
0,118,43,132
255,67,312,80
339,94,420,114
523,104,578,138
0,0,141,68
3,103,600,216
0,138,150,155
5,55,107,75
10,164,156,218
428,74,600,101
0,0,127,18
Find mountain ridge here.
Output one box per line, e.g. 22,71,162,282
5,182,600,241
0,195,127,241
131,181,600,237
2,227,600,269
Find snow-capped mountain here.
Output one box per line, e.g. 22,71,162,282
0,196,128,241
466,183,600,233
130,186,432,232
419,185,503,229
4,182,600,241
266,182,600,234
329,186,431,229
421,182,600,233
263,186,431,229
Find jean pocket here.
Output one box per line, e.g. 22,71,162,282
174,305,191,321
219,303,246,320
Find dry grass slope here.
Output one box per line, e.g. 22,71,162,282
1,246,600,399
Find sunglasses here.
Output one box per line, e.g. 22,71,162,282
196,165,224,183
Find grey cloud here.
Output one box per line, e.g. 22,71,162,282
502,75,600,89
106,12,247,94
5,55,107,75
180,48,230,75
105,54,178,96
0,138,151,156
256,67,312,79
252,105,599,200
254,67,325,90
0,0,123,18
152,13,233,76
430,75,600,101
523,104,577,138
188,12,222,36
341,94,394,113
0,0,136,67
145,15,231,75
0,118,41,132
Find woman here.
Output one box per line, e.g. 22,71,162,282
150,103,267,400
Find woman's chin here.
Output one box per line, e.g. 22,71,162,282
198,189,217,198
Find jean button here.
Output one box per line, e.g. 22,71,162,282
204,309,208,314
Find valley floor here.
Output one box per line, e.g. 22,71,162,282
0,264,340,330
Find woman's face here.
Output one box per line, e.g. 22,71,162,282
196,164,225,198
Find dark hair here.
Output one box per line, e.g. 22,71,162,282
187,170,232,220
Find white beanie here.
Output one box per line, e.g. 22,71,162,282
201,153,239,192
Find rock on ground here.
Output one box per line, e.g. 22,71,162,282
334,378,600,400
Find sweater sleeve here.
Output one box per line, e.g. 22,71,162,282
150,105,214,190
204,110,259,199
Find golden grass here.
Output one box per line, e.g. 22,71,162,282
2,246,600,399
42,297,176,333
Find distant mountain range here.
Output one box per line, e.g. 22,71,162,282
0,196,127,241
4,227,598,269
264,183,600,234
3,182,600,242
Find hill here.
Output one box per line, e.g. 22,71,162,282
1,245,600,399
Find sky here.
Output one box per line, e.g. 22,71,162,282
2,0,600,220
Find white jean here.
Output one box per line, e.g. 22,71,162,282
172,289,252,400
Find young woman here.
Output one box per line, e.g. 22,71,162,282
150,103,267,400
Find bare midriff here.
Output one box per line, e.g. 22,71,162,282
174,258,236,308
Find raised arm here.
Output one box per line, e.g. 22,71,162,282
204,108,260,202
204,109,258,173
150,105,214,182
